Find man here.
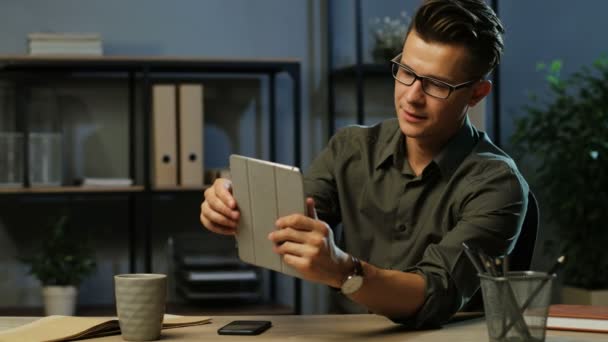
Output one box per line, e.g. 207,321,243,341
200,0,528,328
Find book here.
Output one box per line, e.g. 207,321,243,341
28,32,102,42
28,32,103,56
29,42,103,56
547,304,608,333
0,314,211,342
81,177,133,187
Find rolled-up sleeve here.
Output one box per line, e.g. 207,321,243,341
394,166,529,328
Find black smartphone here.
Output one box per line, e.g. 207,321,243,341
217,320,272,335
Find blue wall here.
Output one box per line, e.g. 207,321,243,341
0,0,327,169
1,0,607,312
500,0,608,147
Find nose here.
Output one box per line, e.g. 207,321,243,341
405,78,426,105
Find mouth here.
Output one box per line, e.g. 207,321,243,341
401,108,427,123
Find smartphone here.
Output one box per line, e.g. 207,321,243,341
217,320,272,335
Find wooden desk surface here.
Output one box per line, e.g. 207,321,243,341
1,314,605,341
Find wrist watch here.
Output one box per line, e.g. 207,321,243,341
340,255,364,295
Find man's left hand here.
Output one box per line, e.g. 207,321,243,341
268,197,351,288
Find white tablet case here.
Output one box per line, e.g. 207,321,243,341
229,154,304,278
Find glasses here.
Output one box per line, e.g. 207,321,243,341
390,53,480,99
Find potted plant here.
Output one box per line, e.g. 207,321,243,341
511,56,608,305
21,215,97,315
369,12,410,63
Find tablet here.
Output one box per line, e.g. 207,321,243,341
229,154,304,278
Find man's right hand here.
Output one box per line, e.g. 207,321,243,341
200,178,240,235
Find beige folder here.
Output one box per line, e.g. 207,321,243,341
229,154,303,278
152,84,177,187
178,84,204,186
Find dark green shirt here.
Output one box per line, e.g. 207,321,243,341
303,117,529,328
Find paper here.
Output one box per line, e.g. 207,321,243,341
0,314,211,342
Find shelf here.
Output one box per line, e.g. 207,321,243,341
332,63,392,78
177,285,262,301
0,185,145,194
183,270,258,282
0,185,213,194
0,55,300,75
0,54,303,313
179,255,242,267
151,185,209,192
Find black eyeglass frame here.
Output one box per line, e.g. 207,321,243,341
390,53,481,99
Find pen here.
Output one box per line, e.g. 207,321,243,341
519,255,566,312
462,242,531,337
502,255,509,277
462,242,485,274
498,255,566,338
478,250,499,277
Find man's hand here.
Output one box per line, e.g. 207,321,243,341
200,178,240,235
268,197,351,288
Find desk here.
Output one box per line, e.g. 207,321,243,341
0,314,605,341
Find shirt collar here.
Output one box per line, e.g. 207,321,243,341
375,124,403,170
433,116,479,177
374,117,479,177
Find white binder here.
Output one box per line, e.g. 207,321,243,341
152,84,177,187
178,84,204,186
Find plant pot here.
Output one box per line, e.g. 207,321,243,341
42,285,78,316
372,46,400,64
561,286,608,305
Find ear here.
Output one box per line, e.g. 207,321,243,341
468,80,492,107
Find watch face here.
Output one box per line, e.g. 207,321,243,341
341,275,363,295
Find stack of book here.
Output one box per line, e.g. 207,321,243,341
28,32,103,56
81,177,133,187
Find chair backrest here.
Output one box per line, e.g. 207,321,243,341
461,190,539,312
508,190,539,271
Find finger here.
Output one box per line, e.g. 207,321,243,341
306,197,318,219
276,214,314,231
200,213,236,236
207,193,240,220
201,201,238,228
273,241,315,257
268,227,308,244
215,179,236,209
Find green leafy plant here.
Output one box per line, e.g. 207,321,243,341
21,216,97,286
511,56,608,289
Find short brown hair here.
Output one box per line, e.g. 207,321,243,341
408,0,504,77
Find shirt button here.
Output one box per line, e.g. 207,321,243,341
396,224,407,233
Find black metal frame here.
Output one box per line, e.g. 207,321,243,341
0,55,302,313
490,0,501,146
327,0,366,138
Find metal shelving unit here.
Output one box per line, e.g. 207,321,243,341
0,55,302,313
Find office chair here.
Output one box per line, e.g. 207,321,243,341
507,191,539,271
459,190,539,313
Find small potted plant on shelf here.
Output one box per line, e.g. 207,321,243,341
21,215,97,315
369,11,410,63
511,56,608,305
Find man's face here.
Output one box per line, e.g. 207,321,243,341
394,29,489,145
